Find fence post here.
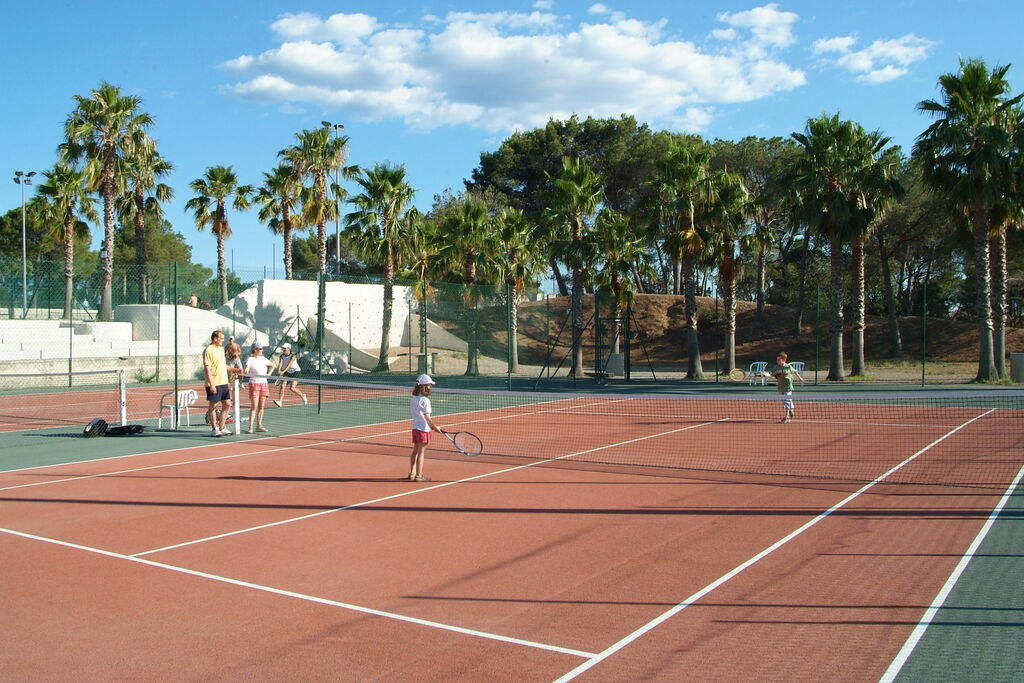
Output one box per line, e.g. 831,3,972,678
173,262,179,429
921,276,928,386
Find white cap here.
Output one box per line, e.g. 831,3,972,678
415,374,434,385
281,342,291,349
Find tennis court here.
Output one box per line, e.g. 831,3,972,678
1,374,1022,680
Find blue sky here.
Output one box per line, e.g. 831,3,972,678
3,1,1022,276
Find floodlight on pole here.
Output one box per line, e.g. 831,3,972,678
13,170,36,318
321,120,345,274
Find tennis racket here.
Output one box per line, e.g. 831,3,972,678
441,429,483,456
728,368,746,381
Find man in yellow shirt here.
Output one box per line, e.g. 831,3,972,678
203,330,234,437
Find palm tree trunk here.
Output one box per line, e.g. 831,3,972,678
63,210,75,320
756,245,767,317
134,183,148,304
850,233,866,376
375,257,394,372
508,287,521,374
722,234,736,372
215,233,227,305
990,230,1007,378
100,170,116,322
465,299,479,376
549,257,568,296
283,221,293,280
570,264,584,376
827,227,845,381
683,253,704,378
794,225,810,334
972,207,996,381
317,173,328,273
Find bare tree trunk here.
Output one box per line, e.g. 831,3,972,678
972,207,996,381
876,231,903,357
850,233,866,376
827,227,845,381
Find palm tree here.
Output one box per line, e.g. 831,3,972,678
645,141,714,378
185,166,253,305
590,209,655,359
255,164,306,279
914,57,1022,381
120,133,173,303
62,82,153,320
702,171,750,373
491,207,545,373
547,157,604,377
36,162,98,318
404,211,441,369
847,143,903,377
280,127,351,273
791,114,881,381
439,195,495,376
345,163,416,372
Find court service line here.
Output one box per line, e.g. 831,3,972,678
133,418,728,557
880,460,1024,682
0,525,595,659
552,409,997,682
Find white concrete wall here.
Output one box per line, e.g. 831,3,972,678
0,279,469,376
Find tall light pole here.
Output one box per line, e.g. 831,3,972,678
321,120,345,274
13,170,36,318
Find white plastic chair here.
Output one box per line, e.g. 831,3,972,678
748,361,768,385
158,389,199,428
791,361,805,377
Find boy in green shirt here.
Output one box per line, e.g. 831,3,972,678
771,351,805,423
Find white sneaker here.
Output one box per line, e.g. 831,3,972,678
302,395,308,405
212,429,222,437
246,427,254,434
256,426,269,433
273,400,282,407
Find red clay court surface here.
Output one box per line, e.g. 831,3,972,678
1,396,1022,680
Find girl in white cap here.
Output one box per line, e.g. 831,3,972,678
243,342,274,432
273,342,307,407
409,374,441,482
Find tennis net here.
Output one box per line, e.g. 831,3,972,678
230,376,1023,488
0,370,127,431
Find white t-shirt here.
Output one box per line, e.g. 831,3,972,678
244,356,275,384
411,395,432,432
280,352,301,373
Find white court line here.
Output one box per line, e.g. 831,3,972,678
552,409,997,682
880,461,1024,682
134,417,728,557
0,525,595,659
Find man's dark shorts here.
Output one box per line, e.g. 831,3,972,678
206,384,230,402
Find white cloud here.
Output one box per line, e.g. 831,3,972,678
813,33,934,84
221,7,807,133
717,3,799,51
